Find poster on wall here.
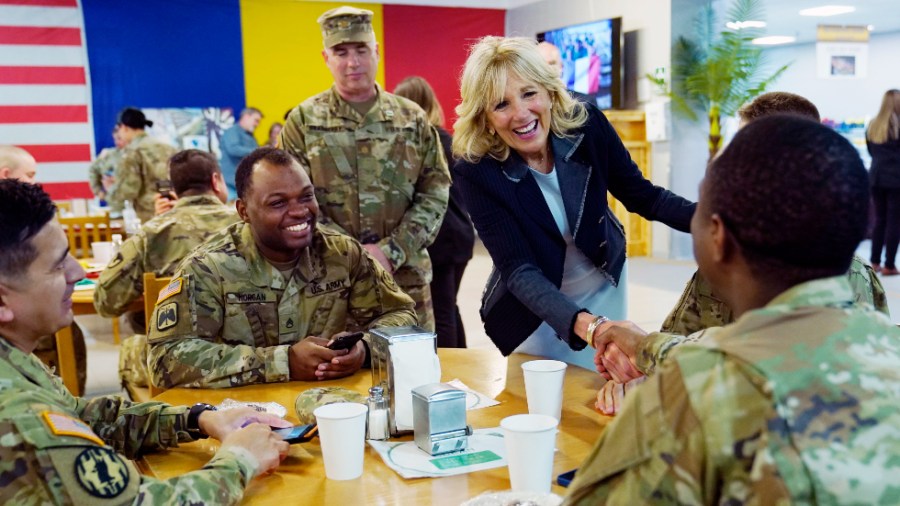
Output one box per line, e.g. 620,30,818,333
816,25,869,79
143,108,235,158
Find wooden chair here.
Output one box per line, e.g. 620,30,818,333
143,272,172,397
59,214,111,259
55,200,73,216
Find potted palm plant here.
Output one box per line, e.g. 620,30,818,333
652,0,789,160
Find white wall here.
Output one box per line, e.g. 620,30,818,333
763,30,900,122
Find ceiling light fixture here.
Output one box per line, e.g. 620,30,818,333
799,5,856,17
752,35,797,45
726,20,767,30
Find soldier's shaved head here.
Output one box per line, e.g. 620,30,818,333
0,145,37,183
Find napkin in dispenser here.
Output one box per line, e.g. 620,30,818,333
369,326,441,435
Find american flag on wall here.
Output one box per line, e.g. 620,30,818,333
0,0,94,199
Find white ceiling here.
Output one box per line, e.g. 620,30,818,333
307,0,899,45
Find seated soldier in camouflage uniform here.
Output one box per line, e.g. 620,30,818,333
566,116,900,505
95,150,239,388
146,147,417,389
0,180,290,504
594,92,890,413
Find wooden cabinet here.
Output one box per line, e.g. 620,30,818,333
606,110,652,257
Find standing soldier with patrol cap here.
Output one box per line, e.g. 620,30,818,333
280,6,451,331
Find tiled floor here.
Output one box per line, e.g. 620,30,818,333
79,240,900,398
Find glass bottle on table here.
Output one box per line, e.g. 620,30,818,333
122,200,141,235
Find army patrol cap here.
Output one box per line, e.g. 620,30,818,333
295,387,366,424
317,6,375,48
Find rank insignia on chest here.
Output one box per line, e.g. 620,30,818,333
74,447,130,498
156,302,178,331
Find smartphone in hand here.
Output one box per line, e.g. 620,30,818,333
326,331,364,351
272,423,317,444
154,179,175,200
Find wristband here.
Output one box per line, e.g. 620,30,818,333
187,403,217,439
586,315,610,343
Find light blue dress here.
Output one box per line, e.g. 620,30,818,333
513,166,628,370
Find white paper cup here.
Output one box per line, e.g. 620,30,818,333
314,402,368,480
91,241,114,265
501,414,559,493
521,360,567,420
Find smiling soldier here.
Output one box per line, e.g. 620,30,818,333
145,147,416,389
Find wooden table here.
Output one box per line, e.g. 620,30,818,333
140,349,609,505
54,285,142,394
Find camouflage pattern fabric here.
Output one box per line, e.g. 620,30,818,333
280,84,450,331
660,254,888,335
106,132,176,222
565,276,900,505
0,336,256,505
119,334,149,388
294,387,365,424
146,222,417,389
94,194,239,318
87,147,124,211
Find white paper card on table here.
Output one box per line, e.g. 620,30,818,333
390,338,441,430
446,379,499,410
368,428,506,479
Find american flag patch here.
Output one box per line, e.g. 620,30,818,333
156,277,183,303
42,411,104,446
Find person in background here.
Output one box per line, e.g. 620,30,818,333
107,107,176,222
452,36,694,369
394,76,474,348
0,145,37,182
0,179,290,504
88,126,126,212
537,40,590,103
146,148,416,389
94,150,240,389
0,145,88,395
867,89,900,276
565,115,900,505
266,122,282,148
220,107,263,201
596,91,888,414
280,6,450,332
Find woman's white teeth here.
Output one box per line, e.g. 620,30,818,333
513,121,538,135
286,222,309,232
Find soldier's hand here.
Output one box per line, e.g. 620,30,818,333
595,375,646,415
102,173,116,190
597,342,644,383
363,244,394,274
154,193,175,215
592,321,646,379
219,423,289,478
316,340,365,380
199,406,292,441
288,336,345,381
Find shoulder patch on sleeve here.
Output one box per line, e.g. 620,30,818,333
74,447,130,498
156,277,183,303
155,302,178,331
41,412,105,446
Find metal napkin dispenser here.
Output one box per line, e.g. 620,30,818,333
369,325,438,436
412,383,472,456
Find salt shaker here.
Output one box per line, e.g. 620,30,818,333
367,386,389,440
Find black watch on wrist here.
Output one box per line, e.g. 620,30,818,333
187,403,216,439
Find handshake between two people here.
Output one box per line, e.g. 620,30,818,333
589,320,649,416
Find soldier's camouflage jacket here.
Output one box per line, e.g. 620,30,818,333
660,254,888,336
0,337,257,505
87,147,124,211
280,84,450,326
147,222,417,389
565,276,900,505
107,132,176,222
94,194,239,318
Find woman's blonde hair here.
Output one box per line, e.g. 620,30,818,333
867,89,900,144
394,76,445,128
452,36,587,163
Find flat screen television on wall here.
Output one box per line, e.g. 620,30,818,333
538,17,622,110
